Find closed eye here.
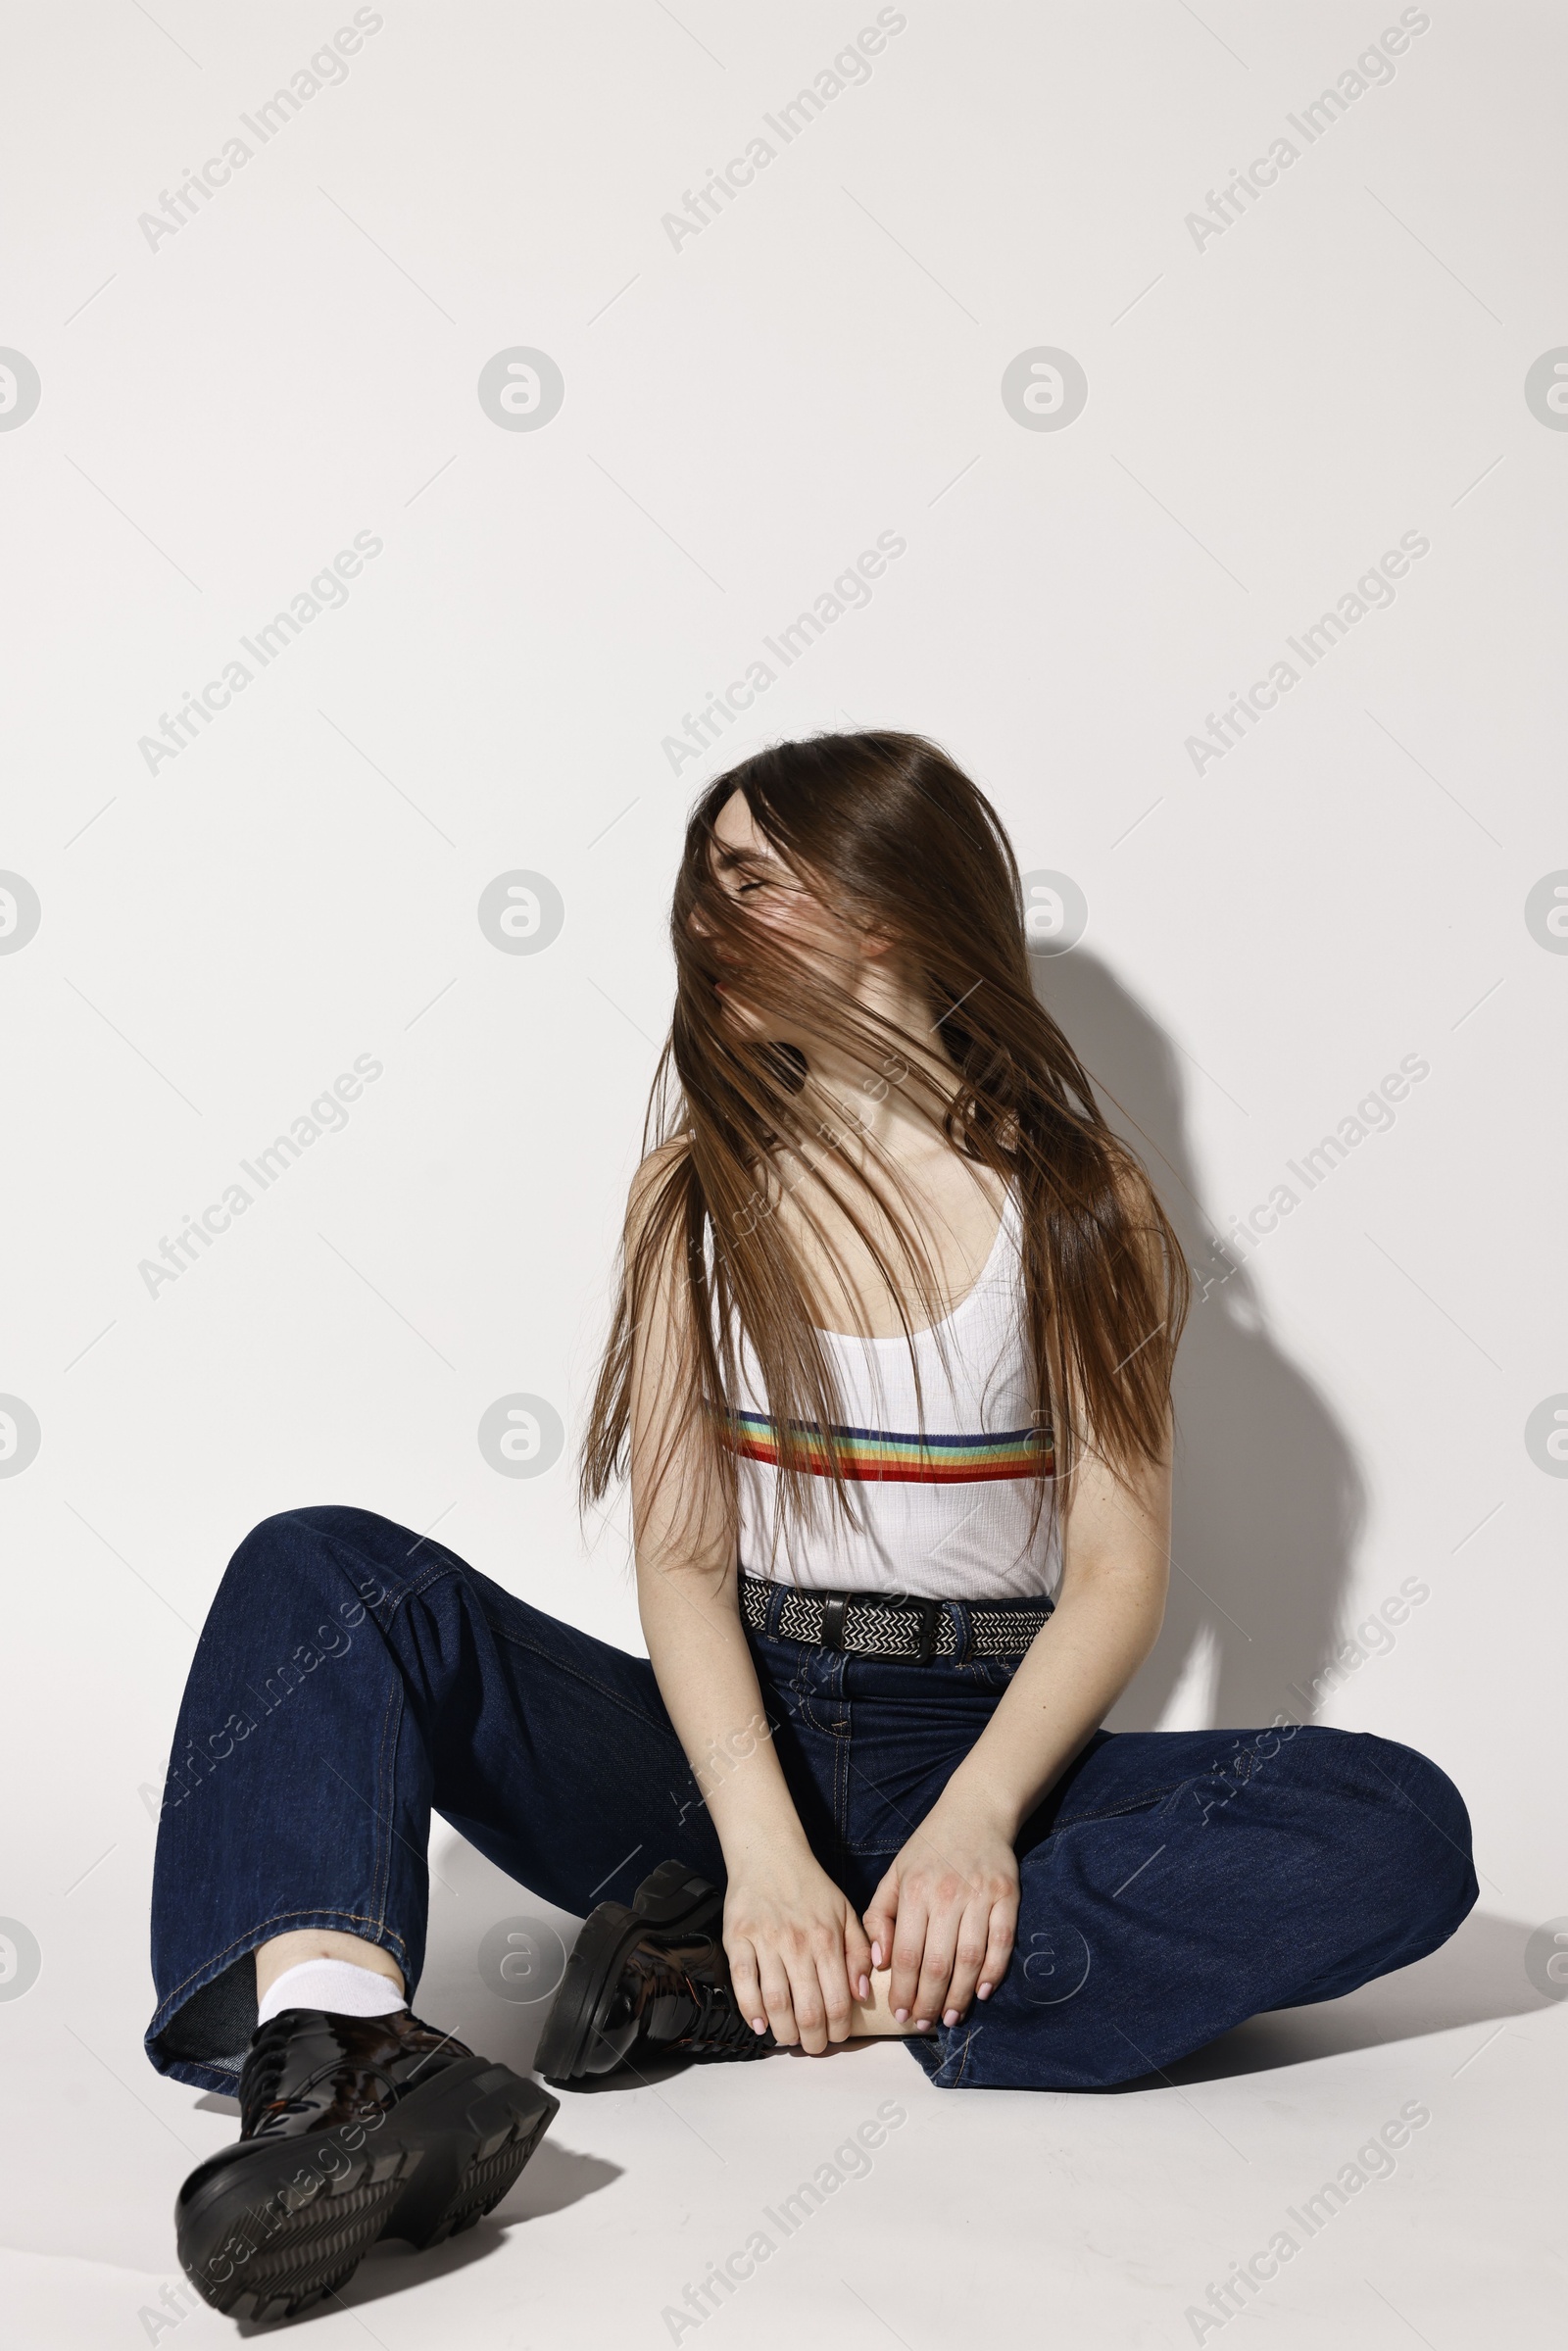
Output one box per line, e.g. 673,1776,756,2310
711,841,786,900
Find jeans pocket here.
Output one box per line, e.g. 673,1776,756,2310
961,1653,1025,1694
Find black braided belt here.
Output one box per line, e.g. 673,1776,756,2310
739,1568,1053,1663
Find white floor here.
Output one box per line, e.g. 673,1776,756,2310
6,1832,1560,2349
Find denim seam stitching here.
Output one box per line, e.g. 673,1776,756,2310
792,1648,834,1739
275,1512,456,1619
790,1645,811,1738
386,1558,454,1610
833,1656,850,1838
370,1672,401,1925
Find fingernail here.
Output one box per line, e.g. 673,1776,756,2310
894,2007,908,2023
871,1943,883,1968
752,2018,766,2033
943,2008,959,2026
858,1976,869,2000
915,2018,932,2032
977,1984,992,1999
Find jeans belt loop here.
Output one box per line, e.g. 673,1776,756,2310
951,1598,974,1666
819,1592,849,1653
914,1599,942,1666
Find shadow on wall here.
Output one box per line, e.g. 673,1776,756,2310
1034,948,1363,1735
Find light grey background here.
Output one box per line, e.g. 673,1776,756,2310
2,4,1563,2342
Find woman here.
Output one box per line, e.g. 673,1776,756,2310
148,731,1476,2324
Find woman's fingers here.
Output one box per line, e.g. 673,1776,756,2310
911,1905,960,2030
726,1937,769,2036
941,1895,999,2021
861,1871,899,1973
842,1910,874,2005
756,1948,800,2047
812,1931,858,2045
975,1890,1018,2003
888,1897,931,2023
728,1877,886,2050
783,1944,831,2054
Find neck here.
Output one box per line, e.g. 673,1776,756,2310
786,969,963,1169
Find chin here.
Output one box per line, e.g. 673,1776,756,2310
714,987,808,1053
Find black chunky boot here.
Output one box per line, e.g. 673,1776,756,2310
537,1861,777,2086
173,2007,558,2324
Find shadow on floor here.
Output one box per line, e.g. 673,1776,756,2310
1107,1909,1555,2089
232,2139,622,2330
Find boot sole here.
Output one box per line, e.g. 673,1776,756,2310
175,2055,558,2324
536,1862,722,2086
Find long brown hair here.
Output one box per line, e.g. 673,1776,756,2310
578,729,1188,1559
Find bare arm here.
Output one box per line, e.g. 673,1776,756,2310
945,1415,1171,1832
863,1334,1173,2029
625,1148,872,2049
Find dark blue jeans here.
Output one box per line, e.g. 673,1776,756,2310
146,1506,1477,2094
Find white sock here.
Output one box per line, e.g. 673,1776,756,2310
256,1957,408,2028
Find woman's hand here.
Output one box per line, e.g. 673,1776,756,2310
862,1791,1019,2029
724,1847,873,2054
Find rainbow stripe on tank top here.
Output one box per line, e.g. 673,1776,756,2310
713,1404,1053,1485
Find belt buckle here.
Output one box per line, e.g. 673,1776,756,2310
911,1598,942,1666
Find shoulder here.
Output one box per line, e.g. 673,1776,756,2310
1106,1149,1157,1218
1021,1143,1166,1274
1102,1150,1176,1294
624,1138,692,1245
1017,1141,1156,1224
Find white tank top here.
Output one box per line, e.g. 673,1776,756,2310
716,1182,1060,1600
